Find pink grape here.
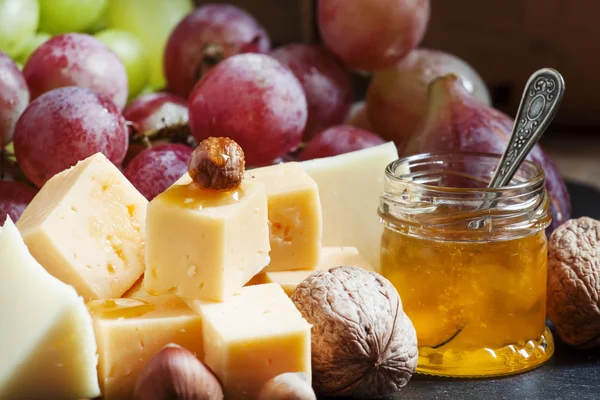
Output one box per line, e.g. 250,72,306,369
13,87,128,188
165,4,270,98
122,92,191,168
366,48,491,150
188,53,307,167
122,143,148,169
0,51,29,146
270,43,353,140
318,0,430,71
23,33,129,110
123,92,189,137
0,181,38,225
299,125,385,161
124,143,193,200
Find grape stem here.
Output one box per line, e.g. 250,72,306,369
128,122,196,149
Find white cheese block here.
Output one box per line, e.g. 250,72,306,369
0,217,100,400
299,142,398,270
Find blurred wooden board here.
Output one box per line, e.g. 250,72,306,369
542,133,600,190
422,0,600,127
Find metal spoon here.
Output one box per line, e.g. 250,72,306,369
469,68,565,229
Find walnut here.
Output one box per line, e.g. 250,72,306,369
291,266,418,398
548,217,600,348
188,137,245,191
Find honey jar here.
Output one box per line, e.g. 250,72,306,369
379,152,553,377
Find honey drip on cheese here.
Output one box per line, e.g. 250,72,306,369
158,184,243,209
87,298,155,319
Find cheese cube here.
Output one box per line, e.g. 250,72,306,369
144,173,271,301
16,153,148,301
0,217,100,399
299,142,398,270
88,286,203,400
246,162,322,272
188,283,311,400
248,246,375,295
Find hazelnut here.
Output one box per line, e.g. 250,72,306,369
548,217,600,348
188,137,245,191
133,343,224,400
291,266,418,399
256,372,316,400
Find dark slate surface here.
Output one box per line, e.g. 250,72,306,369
395,324,600,400
346,181,600,400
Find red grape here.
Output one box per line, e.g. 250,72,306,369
23,33,129,110
0,181,38,225
124,143,193,200
123,92,189,139
298,125,385,161
188,53,307,167
164,4,270,98
0,51,29,146
318,0,430,71
270,43,353,140
13,87,129,188
122,142,147,169
122,92,191,168
366,48,491,150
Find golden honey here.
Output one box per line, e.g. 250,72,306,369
87,298,156,319
157,182,243,209
379,153,553,377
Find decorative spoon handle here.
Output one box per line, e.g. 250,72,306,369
489,68,565,188
469,68,565,229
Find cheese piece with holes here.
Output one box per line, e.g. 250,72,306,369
247,246,375,295
246,162,322,272
144,173,271,301
15,153,147,301
299,142,398,270
87,279,203,400
0,217,100,399
188,283,311,400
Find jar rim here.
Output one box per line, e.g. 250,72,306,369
385,151,545,194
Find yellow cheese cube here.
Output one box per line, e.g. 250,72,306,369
16,153,148,301
144,173,271,301
88,288,203,400
248,246,375,295
188,283,311,400
247,162,322,272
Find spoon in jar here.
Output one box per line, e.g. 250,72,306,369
469,68,565,229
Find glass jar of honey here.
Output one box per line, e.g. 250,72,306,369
379,152,553,377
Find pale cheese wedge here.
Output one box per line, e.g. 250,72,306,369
299,142,399,270
0,217,100,400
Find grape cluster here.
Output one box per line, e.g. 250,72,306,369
4,0,494,223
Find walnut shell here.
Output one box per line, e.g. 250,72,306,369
291,266,418,398
548,217,600,348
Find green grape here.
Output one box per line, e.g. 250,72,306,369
16,32,51,65
38,0,107,34
0,0,40,59
5,142,14,155
105,0,193,89
95,29,148,98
